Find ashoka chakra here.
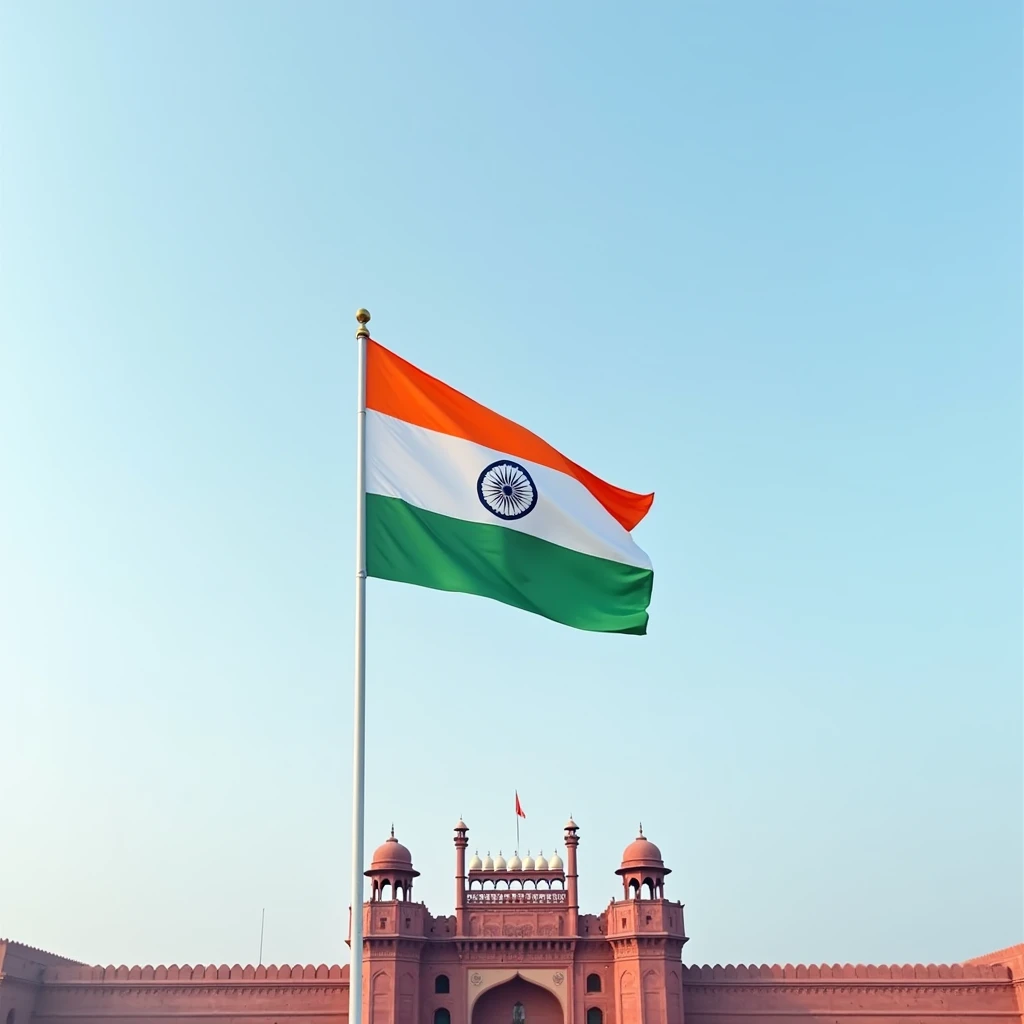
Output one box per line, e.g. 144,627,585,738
477,460,538,520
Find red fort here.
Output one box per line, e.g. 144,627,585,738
1,819,1020,1024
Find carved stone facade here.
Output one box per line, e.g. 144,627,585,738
0,819,1020,1024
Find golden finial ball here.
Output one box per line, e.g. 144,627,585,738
356,308,371,324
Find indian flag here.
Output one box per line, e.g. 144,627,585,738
365,340,655,635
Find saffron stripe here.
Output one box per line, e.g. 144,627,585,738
365,493,653,635
366,340,654,532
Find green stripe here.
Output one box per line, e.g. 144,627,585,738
366,493,652,635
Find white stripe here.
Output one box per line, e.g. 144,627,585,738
366,411,652,570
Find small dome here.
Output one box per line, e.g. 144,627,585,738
368,827,418,876
493,851,507,871
522,853,535,871
468,851,483,871
617,826,668,874
565,817,578,831
507,853,522,871
548,849,563,870
455,819,468,831
482,852,494,871
534,851,548,870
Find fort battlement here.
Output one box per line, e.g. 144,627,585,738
1,821,1019,1024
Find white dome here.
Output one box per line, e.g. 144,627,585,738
493,851,507,871
534,851,548,870
482,852,494,870
507,853,522,871
468,852,483,871
522,853,535,870
548,850,563,870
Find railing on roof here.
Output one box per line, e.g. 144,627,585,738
466,889,568,906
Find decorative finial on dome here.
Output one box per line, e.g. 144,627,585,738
391,823,395,838
639,822,644,836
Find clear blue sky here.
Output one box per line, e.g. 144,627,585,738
1,0,1020,971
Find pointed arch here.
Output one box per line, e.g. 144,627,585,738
469,971,566,1021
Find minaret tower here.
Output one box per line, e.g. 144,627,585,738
454,818,469,933
564,817,580,936
608,826,688,1024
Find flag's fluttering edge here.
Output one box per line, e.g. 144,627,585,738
515,791,526,819
365,341,655,634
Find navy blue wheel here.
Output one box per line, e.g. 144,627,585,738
477,460,538,520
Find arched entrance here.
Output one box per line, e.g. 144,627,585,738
471,977,562,1024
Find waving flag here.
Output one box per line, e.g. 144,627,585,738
365,340,655,634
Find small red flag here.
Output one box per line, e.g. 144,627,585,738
515,791,526,819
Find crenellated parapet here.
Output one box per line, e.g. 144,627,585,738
680,962,1013,981
40,962,350,983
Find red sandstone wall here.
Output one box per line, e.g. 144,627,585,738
681,962,1018,1024
0,940,84,1024
28,962,351,1024
5,940,1023,1024
967,945,1024,1023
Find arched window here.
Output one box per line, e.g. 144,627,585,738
434,974,450,994
586,973,602,993
587,1009,603,1024
434,1010,451,1024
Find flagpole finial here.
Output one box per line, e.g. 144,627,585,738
356,308,371,339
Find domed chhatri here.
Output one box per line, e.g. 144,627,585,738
468,851,483,871
521,852,535,871
482,852,494,871
548,849,563,871
616,824,671,901
493,851,507,871
534,851,548,871
365,826,419,902
507,852,522,871
369,825,419,875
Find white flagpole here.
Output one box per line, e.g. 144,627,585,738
348,307,371,1024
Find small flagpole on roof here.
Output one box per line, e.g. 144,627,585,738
348,308,371,1024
